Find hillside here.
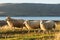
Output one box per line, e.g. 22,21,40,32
0,3,60,16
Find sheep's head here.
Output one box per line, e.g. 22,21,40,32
40,20,45,24
6,16,12,21
23,20,28,24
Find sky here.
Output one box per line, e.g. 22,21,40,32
0,0,60,4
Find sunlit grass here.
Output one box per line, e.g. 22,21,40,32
0,22,60,40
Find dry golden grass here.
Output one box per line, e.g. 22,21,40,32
0,25,14,32
53,22,60,40
54,32,60,40
0,21,60,40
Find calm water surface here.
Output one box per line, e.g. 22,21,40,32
0,17,60,20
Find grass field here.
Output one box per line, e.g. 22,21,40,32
0,22,60,40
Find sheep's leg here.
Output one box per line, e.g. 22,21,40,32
39,30,42,34
44,31,48,34
28,30,30,33
53,29,55,34
44,30,49,34
43,31,46,34
34,29,36,33
48,30,51,34
37,29,41,33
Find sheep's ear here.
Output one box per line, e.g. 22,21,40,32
6,16,10,19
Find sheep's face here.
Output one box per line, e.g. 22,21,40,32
6,16,14,22
23,20,29,24
40,20,45,24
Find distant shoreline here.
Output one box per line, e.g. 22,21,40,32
0,16,60,21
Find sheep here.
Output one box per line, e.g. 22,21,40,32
23,20,40,33
40,20,56,33
5,16,25,28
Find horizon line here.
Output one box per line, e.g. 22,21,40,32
0,3,60,4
